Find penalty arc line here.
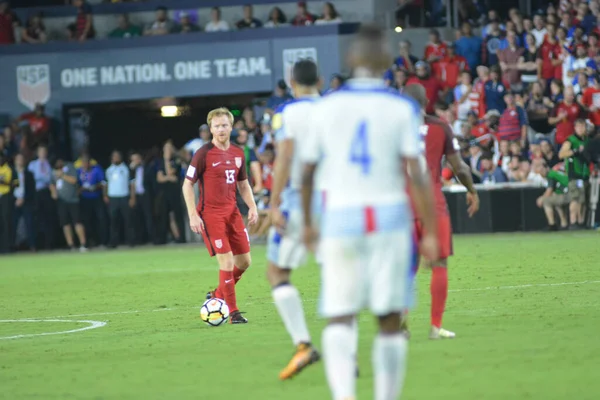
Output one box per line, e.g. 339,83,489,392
13,279,600,321
0,319,107,340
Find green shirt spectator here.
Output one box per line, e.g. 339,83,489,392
109,14,142,39
547,170,569,194
559,120,591,181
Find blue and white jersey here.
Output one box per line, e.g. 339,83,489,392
301,78,422,237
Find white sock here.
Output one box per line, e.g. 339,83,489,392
372,333,409,400
272,284,311,345
323,323,357,400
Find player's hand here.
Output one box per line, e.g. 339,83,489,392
420,234,439,262
247,207,259,226
271,207,287,234
302,225,318,253
466,191,480,217
189,213,204,234
129,197,136,208
536,196,544,208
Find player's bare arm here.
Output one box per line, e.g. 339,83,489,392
300,162,317,252
270,138,294,232
237,179,258,225
182,179,203,234
446,153,480,217
405,157,439,261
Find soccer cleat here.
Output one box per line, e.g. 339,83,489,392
229,311,248,324
279,343,321,380
429,326,456,340
205,290,216,300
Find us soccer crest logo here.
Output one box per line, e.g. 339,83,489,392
283,48,317,88
215,239,223,249
235,157,242,168
16,64,51,110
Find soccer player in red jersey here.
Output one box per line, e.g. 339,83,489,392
404,84,480,339
182,107,259,324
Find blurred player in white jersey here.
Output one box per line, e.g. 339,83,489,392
300,24,439,400
266,59,322,380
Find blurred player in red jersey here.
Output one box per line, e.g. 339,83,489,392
182,107,259,324
404,84,480,339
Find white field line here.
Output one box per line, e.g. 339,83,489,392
9,279,599,321
0,319,107,340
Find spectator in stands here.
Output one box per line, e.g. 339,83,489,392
499,30,525,91
19,104,50,147
184,124,210,156
550,86,583,146
470,66,488,118
481,152,508,184
538,23,562,86
435,43,469,96
518,33,540,86
50,158,87,252
497,139,512,173
576,2,595,34
484,66,507,114
497,90,528,145
388,68,408,92
527,157,547,184
205,7,229,32
549,78,565,104
292,1,315,26
257,114,274,154
559,119,590,228
467,144,484,182
582,73,600,131
28,145,55,249
395,40,419,73
567,45,598,84
531,14,547,47
236,5,263,29
12,153,35,252
455,22,483,73
156,142,184,244
315,2,341,25
327,73,347,93
483,18,506,67
21,13,46,44
109,14,141,38
174,12,200,34
266,80,292,113
0,135,6,158
2,127,18,159
129,151,155,245
541,138,560,167
525,81,554,143
144,6,174,36
536,163,569,230
424,29,447,66
454,71,474,121
0,0,20,45
587,32,600,64
407,61,446,114
68,0,95,41
264,7,288,28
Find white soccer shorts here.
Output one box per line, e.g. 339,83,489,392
318,229,413,318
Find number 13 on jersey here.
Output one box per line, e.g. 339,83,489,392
349,120,372,175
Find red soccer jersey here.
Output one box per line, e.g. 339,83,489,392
539,39,561,80
186,142,247,216
407,76,445,114
433,55,469,88
410,115,456,216
553,102,583,145
471,79,487,118
582,87,600,126
424,43,448,62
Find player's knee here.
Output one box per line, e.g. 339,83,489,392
377,312,402,334
216,254,235,271
235,254,251,270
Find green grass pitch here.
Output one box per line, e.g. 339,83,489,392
1,232,599,400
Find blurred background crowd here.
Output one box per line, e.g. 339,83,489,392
2,0,600,254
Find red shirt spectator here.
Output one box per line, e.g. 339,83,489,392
0,2,20,44
291,1,315,26
68,0,95,40
407,62,445,114
582,83,600,126
497,93,528,143
433,45,469,89
19,104,50,142
538,25,562,81
424,29,448,69
550,87,583,145
471,66,489,118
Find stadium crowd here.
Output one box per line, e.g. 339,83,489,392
385,1,600,231
0,0,343,44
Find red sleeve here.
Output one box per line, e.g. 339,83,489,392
185,146,207,183
237,150,248,181
442,121,457,156
461,56,470,71
582,89,592,107
424,45,432,59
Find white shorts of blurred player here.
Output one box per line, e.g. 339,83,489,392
317,203,414,319
267,189,324,269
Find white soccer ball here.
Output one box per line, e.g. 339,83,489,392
200,298,230,327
